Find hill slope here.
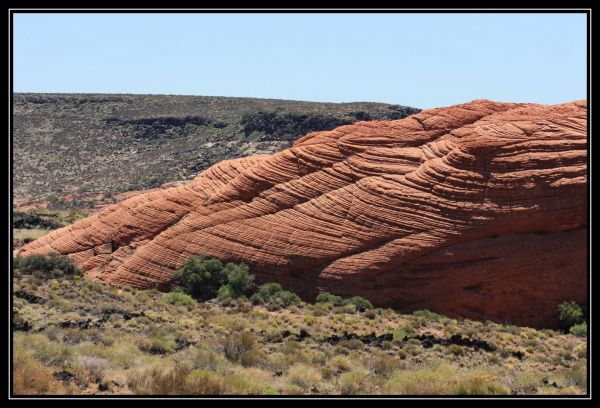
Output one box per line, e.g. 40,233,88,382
18,99,587,328
12,93,419,201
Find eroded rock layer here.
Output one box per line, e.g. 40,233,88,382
18,100,588,327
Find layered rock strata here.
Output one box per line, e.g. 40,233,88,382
18,100,588,327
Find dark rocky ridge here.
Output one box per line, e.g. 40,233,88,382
13,212,63,230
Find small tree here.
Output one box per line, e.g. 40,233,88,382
316,292,345,306
558,301,584,331
223,262,254,298
252,282,284,303
217,284,234,301
173,256,256,301
172,256,227,301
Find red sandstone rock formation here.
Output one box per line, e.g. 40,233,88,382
17,100,587,327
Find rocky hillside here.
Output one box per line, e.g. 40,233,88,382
12,93,419,201
17,99,587,328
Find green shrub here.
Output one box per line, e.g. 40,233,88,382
173,256,255,301
222,262,254,298
346,296,373,312
13,254,79,278
137,336,175,355
263,388,279,395
315,292,373,311
391,328,410,342
277,290,301,307
413,309,443,322
250,283,300,307
558,301,584,331
316,292,345,306
172,255,227,301
255,282,283,300
250,293,264,305
164,292,195,306
217,284,234,300
569,322,587,337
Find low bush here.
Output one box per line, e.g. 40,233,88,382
223,331,257,364
338,339,364,351
172,256,227,301
346,296,373,312
286,363,322,392
173,256,255,301
339,369,369,395
250,283,300,308
315,292,345,306
217,285,234,301
367,352,399,377
222,263,254,298
330,355,352,372
315,292,373,312
412,309,443,322
558,301,584,331
164,292,195,306
446,344,465,357
13,254,79,278
137,335,176,355
569,322,587,337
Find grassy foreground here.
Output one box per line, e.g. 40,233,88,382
12,274,587,396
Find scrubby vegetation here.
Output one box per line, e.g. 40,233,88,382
316,292,373,311
172,256,254,302
13,211,63,230
13,93,419,201
558,301,585,332
240,111,353,142
164,292,196,307
11,255,588,396
569,323,587,338
13,253,80,279
13,208,91,249
217,263,255,300
250,283,301,309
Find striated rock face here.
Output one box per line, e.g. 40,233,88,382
17,100,587,328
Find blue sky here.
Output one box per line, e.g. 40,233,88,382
13,13,587,109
